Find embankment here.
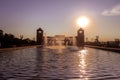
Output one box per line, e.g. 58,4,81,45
85,45,120,53
0,45,39,53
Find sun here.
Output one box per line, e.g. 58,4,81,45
76,16,89,28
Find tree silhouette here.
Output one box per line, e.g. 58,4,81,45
0,29,36,48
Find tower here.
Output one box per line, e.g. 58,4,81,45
36,28,43,45
77,28,84,47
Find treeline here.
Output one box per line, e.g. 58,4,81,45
0,30,36,48
85,36,120,48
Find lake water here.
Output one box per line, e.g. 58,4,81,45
0,46,120,80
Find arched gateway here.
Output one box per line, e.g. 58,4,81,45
36,27,84,46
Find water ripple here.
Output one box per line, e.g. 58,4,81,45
0,47,120,80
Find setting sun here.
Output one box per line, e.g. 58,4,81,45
76,16,89,28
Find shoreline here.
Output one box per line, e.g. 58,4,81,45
0,45,40,53
1,45,120,53
85,45,120,53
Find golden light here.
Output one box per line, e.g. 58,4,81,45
76,16,89,28
78,49,88,79
79,49,87,54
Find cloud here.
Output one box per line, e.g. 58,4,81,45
102,5,120,16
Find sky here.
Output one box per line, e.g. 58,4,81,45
0,0,120,41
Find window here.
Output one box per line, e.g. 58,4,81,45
79,31,83,34
38,31,42,33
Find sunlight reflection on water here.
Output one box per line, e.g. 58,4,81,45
78,49,88,79
0,47,120,80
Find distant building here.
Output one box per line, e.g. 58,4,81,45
55,35,65,40
46,35,75,46
77,28,84,47
36,28,43,45
47,35,65,46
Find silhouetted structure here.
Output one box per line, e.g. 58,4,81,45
0,30,3,47
95,36,99,43
77,28,84,47
36,28,43,45
0,30,3,36
85,36,120,48
46,35,74,46
64,38,70,46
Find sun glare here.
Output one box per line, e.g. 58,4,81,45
76,16,89,28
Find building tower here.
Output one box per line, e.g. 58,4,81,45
36,28,43,45
77,28,84,47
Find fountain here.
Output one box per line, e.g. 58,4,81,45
73,36,76,46
66,36,80,51
44,34,79,52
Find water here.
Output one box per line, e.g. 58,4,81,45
0,46,120,80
